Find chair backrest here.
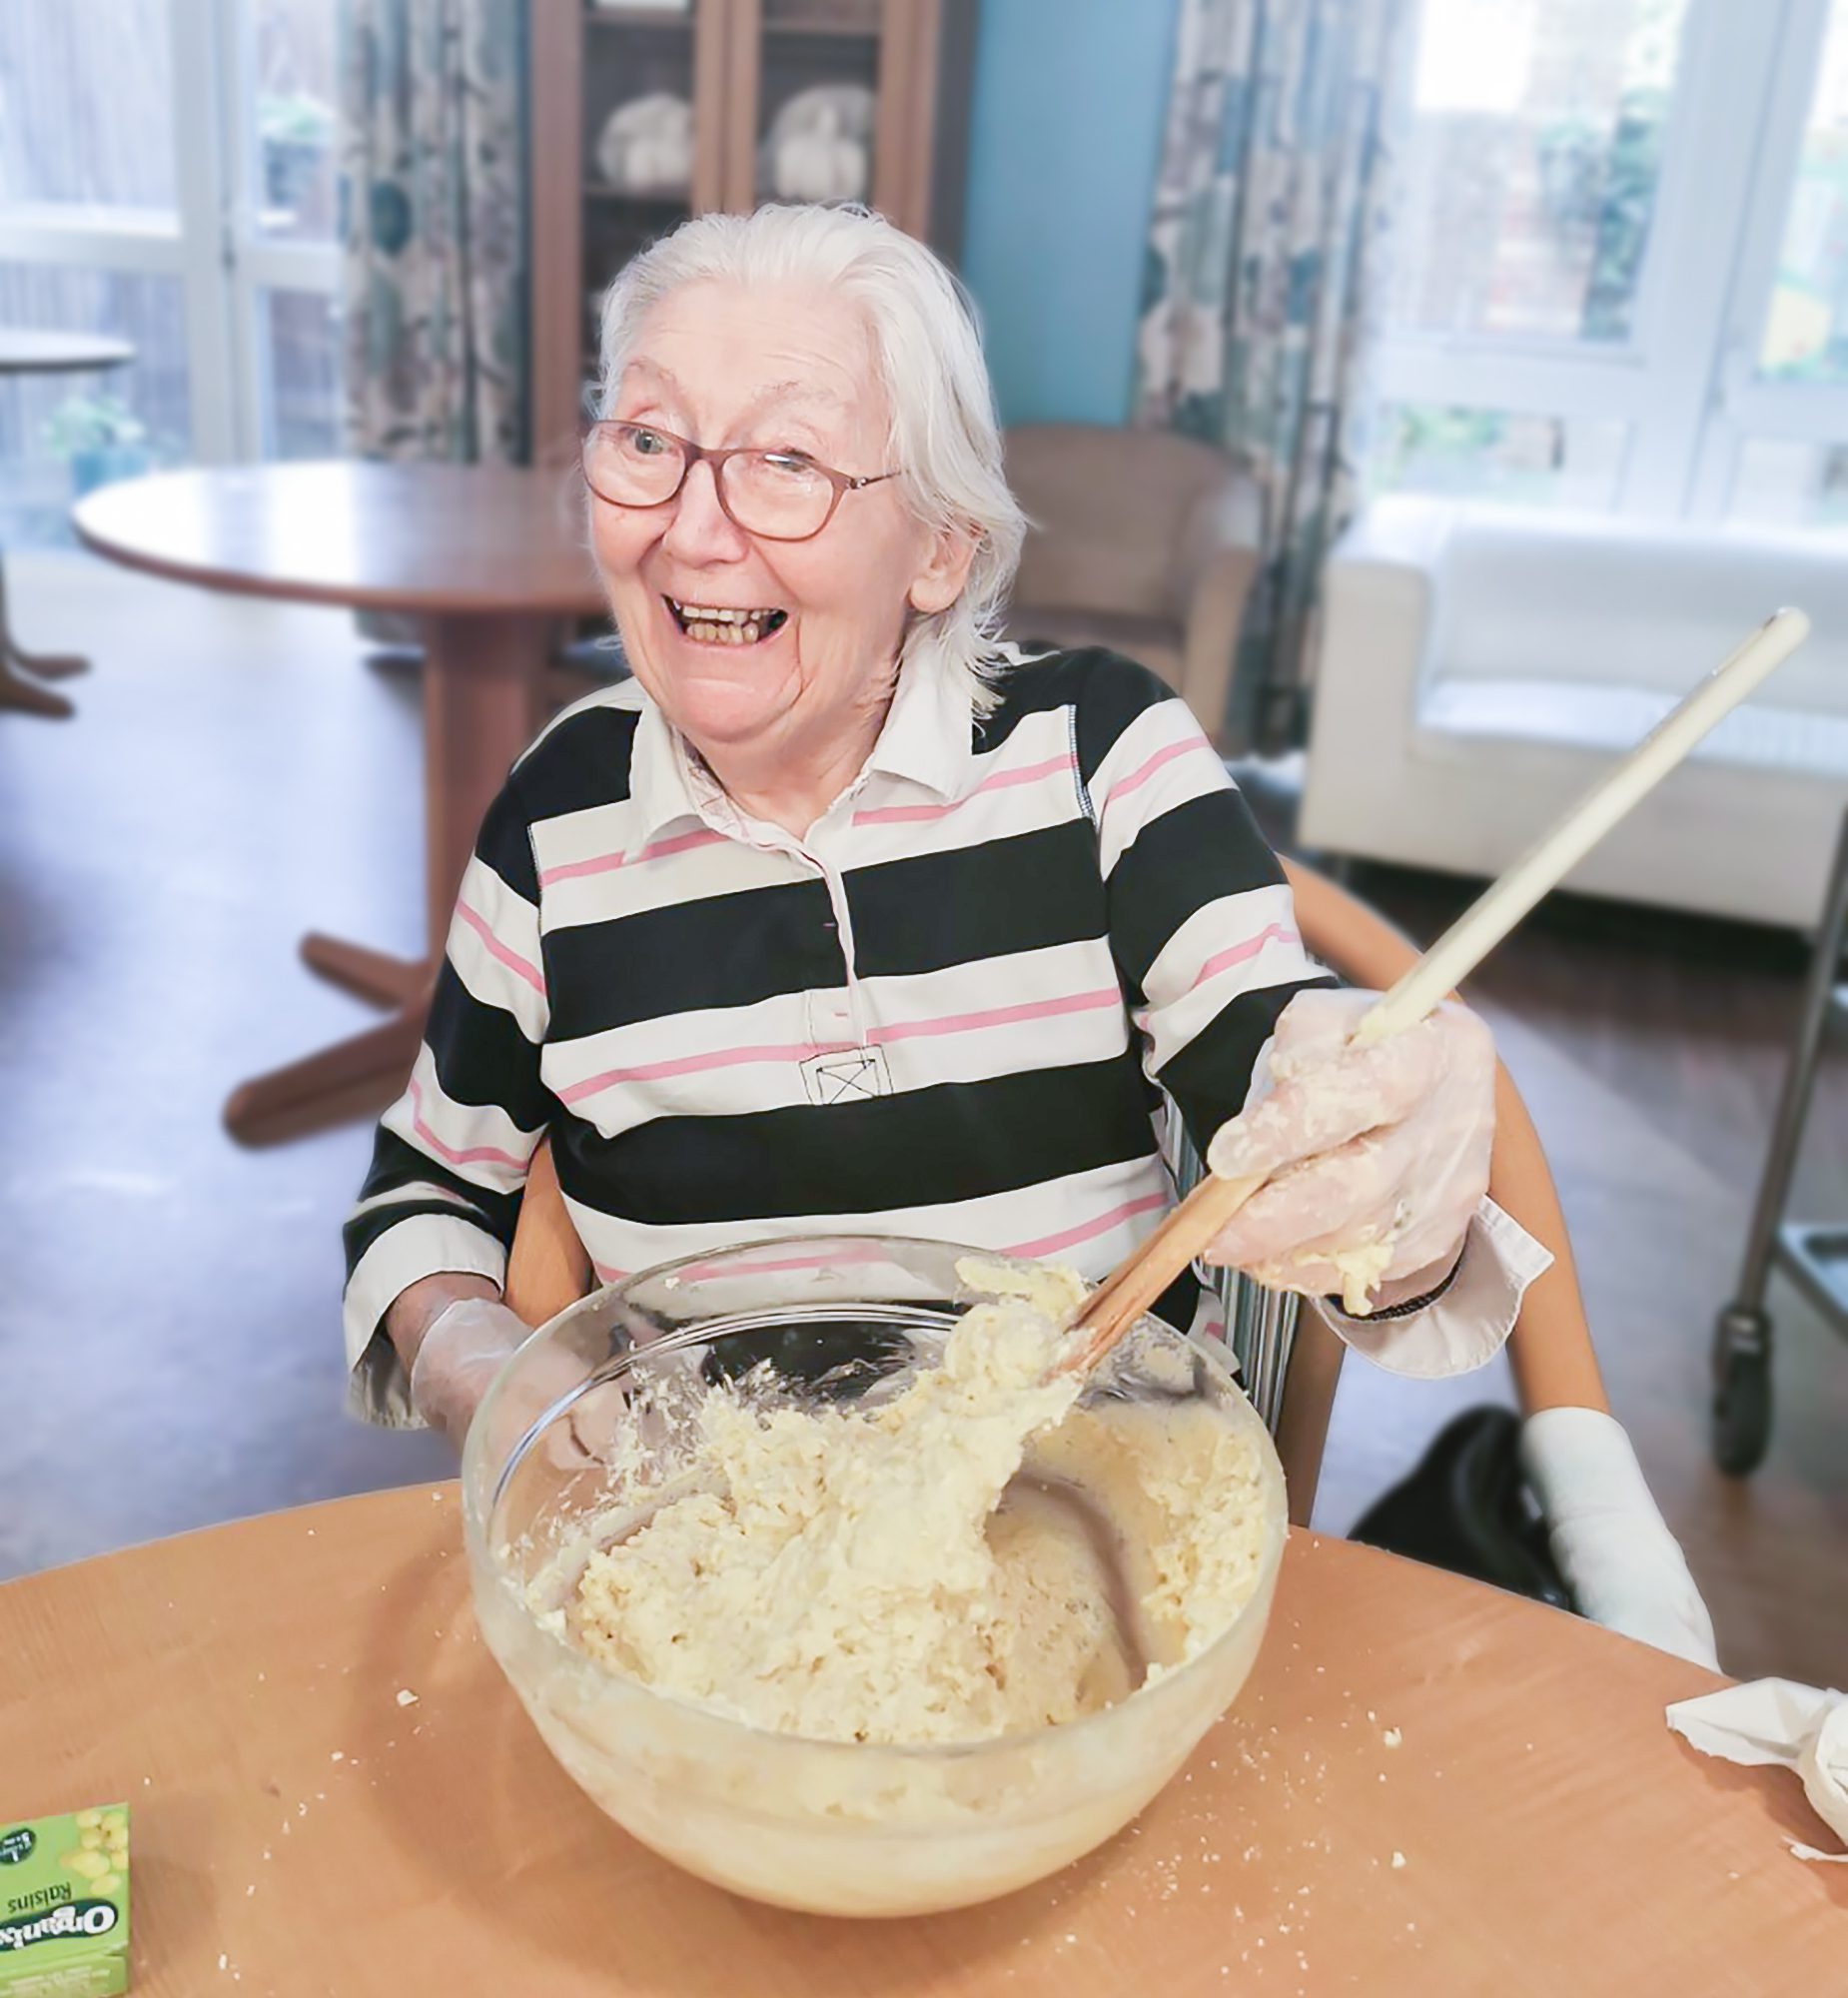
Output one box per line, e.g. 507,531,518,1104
1006,423,1244,624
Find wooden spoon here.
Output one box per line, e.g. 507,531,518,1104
1059,606,1811,1378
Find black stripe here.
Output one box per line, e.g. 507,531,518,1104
346,1127,524,1278
544,874,844,1039
425,965,554,1133
343,1196,511,1279
848,820,1106,978
510,701,638,823
975,646,1142,759
1069,649,1182,789
1107,789,1286,999
1156,974,1334,1153
473,782,540,902
551,1056,1160,1227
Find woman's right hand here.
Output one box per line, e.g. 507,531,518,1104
407,1296,534,1449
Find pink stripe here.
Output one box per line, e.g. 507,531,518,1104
852,751,1076,827
455,901,545,996
560,989,1120,1109
590,1260,631,1286
1004,1190,1172,1262
539,826,725,887
1186,924,1301,992
668,1241,900,1286
407,1078,527,1174
1104,737,1216,810
869,987,1121,1047
557,1038,857,1107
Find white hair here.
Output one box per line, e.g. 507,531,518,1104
594,204,1026,717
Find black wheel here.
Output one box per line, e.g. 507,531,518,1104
1710,1307,1772,1476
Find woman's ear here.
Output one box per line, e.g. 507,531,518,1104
907,521,980,617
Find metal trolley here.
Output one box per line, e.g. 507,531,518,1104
1711,805,1848,1475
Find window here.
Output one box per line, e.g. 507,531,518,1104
0,0,342,543
1387,0,1688,347
1369,0,1848,531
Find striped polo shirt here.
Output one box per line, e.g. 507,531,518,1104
343,646,1328,1421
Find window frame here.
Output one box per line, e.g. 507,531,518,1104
0,0,340,467
1371,0,1832,524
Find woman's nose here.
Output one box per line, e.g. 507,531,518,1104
661,459,749,563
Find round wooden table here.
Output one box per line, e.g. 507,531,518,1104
3,1488,1839,1994
0,328,135,718
73,463,605,1144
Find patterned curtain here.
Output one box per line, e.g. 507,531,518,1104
1133,0,1408,752
339,0,528,464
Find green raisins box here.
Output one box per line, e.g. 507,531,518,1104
0,1807,130,1997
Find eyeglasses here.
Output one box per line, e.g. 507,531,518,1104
581,421,900,542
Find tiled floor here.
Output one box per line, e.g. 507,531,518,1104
2,549,1843,1683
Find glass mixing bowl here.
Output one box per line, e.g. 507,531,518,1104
461,1236,1287,1917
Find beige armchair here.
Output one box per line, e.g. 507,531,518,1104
1001,423,1265,748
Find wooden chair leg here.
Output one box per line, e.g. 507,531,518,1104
1274,1313,1347,1529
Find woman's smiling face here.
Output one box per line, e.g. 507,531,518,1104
590,279,969,773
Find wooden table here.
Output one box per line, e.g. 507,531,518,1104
73,463,605,1144
4,1488,1840,1994
0,328,135,718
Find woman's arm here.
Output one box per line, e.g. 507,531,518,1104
342,776,554,1425
1281,858,1607,1414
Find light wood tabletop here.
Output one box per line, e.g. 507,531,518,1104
71,462,607,1145
4,1485,1840,1995
0,327,136,717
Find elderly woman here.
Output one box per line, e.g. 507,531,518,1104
343,205,1713,1666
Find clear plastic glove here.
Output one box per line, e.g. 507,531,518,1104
1202,986,1496,1312
1521,1407,1719,1670
408,1297,532,1449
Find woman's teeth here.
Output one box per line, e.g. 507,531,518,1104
668,599,788,645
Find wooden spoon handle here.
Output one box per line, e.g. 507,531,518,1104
1058,1170,1265,1374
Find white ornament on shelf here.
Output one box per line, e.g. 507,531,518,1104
594,93,694,196
760,83,875,205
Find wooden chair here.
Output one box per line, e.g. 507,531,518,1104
502,858,1602,1526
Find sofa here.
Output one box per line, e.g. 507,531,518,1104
1299,497,1848,929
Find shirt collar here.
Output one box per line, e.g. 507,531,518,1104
623,652,975,852
861,649,973,802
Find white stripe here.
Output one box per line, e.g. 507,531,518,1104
382,1046,543,1198
860,941,1131,1092
1141,944,1318,1078
448,854,547,1041
536,814,802,931
563,1154,1176,1283
540,940,1133,1139
348,1179,487,1223
1091,701,1233,877
342,1209,507,1377
1136,883,1319,1072
822,708,1081,867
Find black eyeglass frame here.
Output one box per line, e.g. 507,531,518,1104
579,420,901,542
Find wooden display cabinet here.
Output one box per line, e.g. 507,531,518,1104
530,0,978,462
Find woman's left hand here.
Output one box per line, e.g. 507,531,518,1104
1201,986,1497,1312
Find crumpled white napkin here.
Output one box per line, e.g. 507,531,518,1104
1666,1679,1848,1863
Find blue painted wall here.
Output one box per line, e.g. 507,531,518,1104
959,0,1181,428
